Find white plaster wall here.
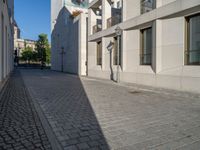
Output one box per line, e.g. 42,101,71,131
156,16,200,92
51,30,59,71
102,0,111,30
123,0,140,21
157,0,177,7
79,14,88,75
161,17,184,72
123,30,140,71
51,0,63,71
51,6,88,75
0,0,14,82
51,0,63,32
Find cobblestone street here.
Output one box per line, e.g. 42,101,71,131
0,70,52,150
20,69,200,150
1,69,200,150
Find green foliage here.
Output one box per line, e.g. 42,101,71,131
21,47,37,62
20,34,51,67
35,34,50,65
46,47,51,65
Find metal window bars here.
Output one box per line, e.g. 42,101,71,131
107,15,122,28
140,53,152,65
185,50,200,65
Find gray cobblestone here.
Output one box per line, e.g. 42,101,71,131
177,140,200,150
77,143,90,149
0,70,52,150
79,137,90,143
64,145,78,150
21,69,200,150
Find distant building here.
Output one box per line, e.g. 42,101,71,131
14,38,36,57
13,21,36,57
17,39,36,50
51,0,88,75
14,20,20,57
14,20,20,39
0,0,14,83
14,20,37,59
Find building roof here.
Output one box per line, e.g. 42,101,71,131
64,0,89,8
13,19,19,27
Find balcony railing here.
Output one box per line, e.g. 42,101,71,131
141,0,155,14
93,24,102,34
185,50,200,65
64,0,89,8
140,53,152,65
107,15,122,28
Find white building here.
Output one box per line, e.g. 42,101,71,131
0,0,14,84
15,39,36,56
88,0,200,93
51,0,89,75
14,20,20,57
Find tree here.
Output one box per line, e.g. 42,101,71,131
21,46,35,63
46,46,51,65
35,34,50,69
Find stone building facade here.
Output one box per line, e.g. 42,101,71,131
51,0,88,75
0,0,14,83
15,39,36,56
87,0,200,93
14,21,36,57
51,0,200,93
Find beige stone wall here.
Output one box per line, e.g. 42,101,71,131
88,0,200,93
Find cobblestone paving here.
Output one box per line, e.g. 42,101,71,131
21,69,200,150
0,70,52,150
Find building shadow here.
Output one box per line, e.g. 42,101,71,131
16,63,51,69
20,69,110,150
51,7,81,74
107,41,114,81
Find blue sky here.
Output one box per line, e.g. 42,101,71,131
14,0,51,41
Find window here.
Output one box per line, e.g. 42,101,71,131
97,41,102,65
1,14,4,79
5,26,7,74
185,13,200,65
117,1,121,8
113,36,122,65
141,0,156,14
140,27,152,65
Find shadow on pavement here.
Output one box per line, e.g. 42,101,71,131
16,63,51,70
0,70,52,150
20,69,111,150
